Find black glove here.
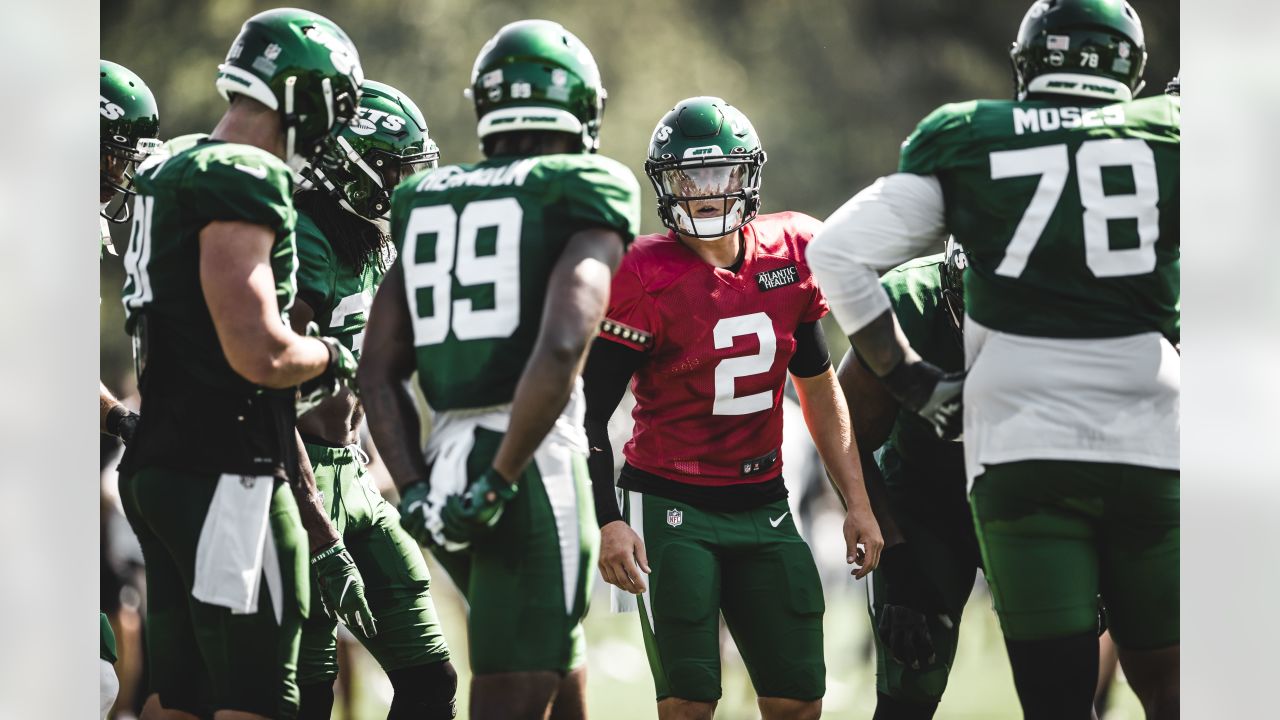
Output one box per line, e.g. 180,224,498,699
105,405,140,445
874,544,952,669
878,604,938,670
879,358,964,440
312,541,377,638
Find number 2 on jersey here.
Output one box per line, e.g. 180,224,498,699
712,313,776,416
401,198,522,346
991,138,1160,279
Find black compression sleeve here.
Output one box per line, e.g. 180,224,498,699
788,320,832,377
583,336,646,527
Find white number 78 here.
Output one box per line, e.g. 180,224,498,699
991,138,1161,279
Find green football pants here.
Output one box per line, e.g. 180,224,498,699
624,492,826,703
297,443,450,687
970,460,1179,649
867,475,982,705
120,466,308,718
429,427,599,675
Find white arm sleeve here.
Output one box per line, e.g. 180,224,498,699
807,173,948,335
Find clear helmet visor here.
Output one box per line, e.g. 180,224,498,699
660,163,751,239
659,163,746,198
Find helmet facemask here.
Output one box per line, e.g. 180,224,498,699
940,238,968,343
100,137,161,223
647,151,765,240
308,135,439,220
280,76,361,174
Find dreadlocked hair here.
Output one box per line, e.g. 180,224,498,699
292,189,394,275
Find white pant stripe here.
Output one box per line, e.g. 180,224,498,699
535,443,581,616
627,491,655,633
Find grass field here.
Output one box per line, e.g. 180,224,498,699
336,554,1145,720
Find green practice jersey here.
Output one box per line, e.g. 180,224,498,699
900,95,1179,343
878,255,965,489
119,139,299,477
390,153,640,411
294,209,384,358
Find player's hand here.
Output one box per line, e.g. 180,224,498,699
312,541,377,639
879,358,964,440
844,506,884,579
297,323,358,416
599,520,651,594
105,405,140,445
397,480,432,546
441,468,518,543
877,604,938,670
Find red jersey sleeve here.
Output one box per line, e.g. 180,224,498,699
792,212,832,323
600,262,658,352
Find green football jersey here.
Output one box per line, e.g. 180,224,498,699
878,255,965,489
900,95,1179,343
119,138,299,476
389,153,640,411
294,209,384,358
122,139,298,388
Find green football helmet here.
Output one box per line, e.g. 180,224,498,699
467,19,606,152
645,97,766,239
305,80,439,220
100,60,160,223
215,8,364,172
1010,0,1147,102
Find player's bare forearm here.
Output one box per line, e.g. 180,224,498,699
794,366,884,574
200,221,331,389
848,310,919,377
290,430,340,554
358,262,432,491
836,349,905,545
491,227,625,482
792,367,873,512
99,382,123,433
492,350,584,481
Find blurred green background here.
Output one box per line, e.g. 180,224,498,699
101,2,1177,718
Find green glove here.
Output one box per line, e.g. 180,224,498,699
298,322,358,416
398,480,433,547
441,468,518,543
311,541,377,638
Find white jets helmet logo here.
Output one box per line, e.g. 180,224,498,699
350,108,407,136
100,96,125,120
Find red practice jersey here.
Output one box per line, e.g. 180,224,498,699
600,211,830,487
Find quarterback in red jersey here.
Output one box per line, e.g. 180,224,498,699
583,96,883,720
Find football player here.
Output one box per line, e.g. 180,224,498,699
100,59,157,448
838,242,978,720
99,58,159,719
117,10,372,719
807,1,1179,718
583,96,883,720
359,19,640,720
290,80,456,720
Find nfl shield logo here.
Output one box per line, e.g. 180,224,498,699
667,509,683,527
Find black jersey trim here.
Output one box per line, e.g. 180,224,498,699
617,463,787,513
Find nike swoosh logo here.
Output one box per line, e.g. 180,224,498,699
339,576,354,605
234,163,268,179
769,512,789,528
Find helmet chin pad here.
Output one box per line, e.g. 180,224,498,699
671,198,746,239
